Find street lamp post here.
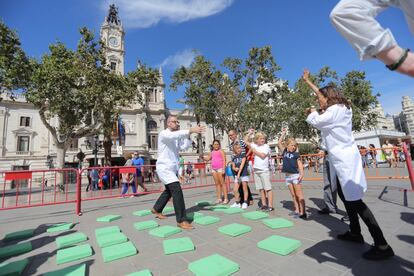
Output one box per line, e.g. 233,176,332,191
92,135,102,166
85,135,103,166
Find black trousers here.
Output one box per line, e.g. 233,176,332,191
153,181,187,223
337,179,387,246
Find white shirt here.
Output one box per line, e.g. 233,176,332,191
306,104,367,201
156,129,190,185
250,143,270,171
330,0,414,60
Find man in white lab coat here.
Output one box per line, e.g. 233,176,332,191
330,0,414,77
303,69,394,261
151,116,205,229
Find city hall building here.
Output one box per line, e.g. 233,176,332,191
0,5,226,172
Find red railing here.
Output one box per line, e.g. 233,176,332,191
0,168,78,210
1,144,413,215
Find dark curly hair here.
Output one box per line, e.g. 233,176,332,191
319,85,350,109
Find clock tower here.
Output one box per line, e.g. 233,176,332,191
100,4,125,75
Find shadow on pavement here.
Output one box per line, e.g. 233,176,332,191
301,204,414,275
400,212,414,225
397,235,414,246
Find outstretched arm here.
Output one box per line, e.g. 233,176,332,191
278,128,287,151
302,69,319,94
303,69,328,108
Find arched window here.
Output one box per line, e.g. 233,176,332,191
147,120,157,131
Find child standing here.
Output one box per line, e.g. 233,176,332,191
245,131,273,212
120,152,136,198
278,129,306,219
204,140,228,204
230,143,250,209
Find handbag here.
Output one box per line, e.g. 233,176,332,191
225,164,233,177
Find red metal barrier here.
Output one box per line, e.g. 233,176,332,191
2,149,411,215
402,142,414,190
1,168,78,210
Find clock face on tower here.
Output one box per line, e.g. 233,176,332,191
108,36,119,47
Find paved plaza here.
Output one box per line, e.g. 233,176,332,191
0,177,413,276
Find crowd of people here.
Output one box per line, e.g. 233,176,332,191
141,68,396,261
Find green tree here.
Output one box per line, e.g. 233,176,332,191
170,55,218,157
288,67,338,143
0,21,34,95
217,46,288,138
340,71,379,131
26,27,159,168
99,63,159,165
291,67,378,144
26,28,104,168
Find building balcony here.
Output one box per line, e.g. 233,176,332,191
15,151,33,156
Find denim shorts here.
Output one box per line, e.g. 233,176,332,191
285,173,300,185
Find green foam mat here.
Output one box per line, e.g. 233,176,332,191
133,209,152,216
262,218,294,229
196,200,212,207
0,258,29,276
47,223,74,233
163,237,195,255
218,223,252,237
56,232,88,249
162,206,175,214
257,235,301,256
148,225,182,238
126,269,152,276
193,216,220,225
188,254,239,276
95,225,121,237
187,212,204,220
96,215,122,222
97,232,128,248
102,241,137,263
56,244,92,265
44,263,86,276
0,241,32,259
134,220,159,231
222,208,244,215
3,229,34,241
242,211,269,220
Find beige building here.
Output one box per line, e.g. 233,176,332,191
0,5,228,172
373,103,396,131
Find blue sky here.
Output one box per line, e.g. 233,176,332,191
1,0,413,115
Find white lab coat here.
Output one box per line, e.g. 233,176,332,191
306,105,367,201
330,0,414,60
156,129,190,185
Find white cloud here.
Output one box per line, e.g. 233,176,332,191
106,0,234,28
159,49,198,68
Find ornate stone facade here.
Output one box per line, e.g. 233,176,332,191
0,5,228,171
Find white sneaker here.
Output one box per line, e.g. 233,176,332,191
241,203,248,209
231,202,241,208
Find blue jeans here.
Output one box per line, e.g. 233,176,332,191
121,182,136,195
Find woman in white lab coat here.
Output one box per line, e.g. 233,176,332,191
303,69,394,261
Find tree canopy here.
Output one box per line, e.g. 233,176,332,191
171,47,379,145
0,21,34,95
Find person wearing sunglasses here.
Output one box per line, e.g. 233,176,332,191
151,116,205,229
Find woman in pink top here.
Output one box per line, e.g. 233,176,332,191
204,139,228,204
